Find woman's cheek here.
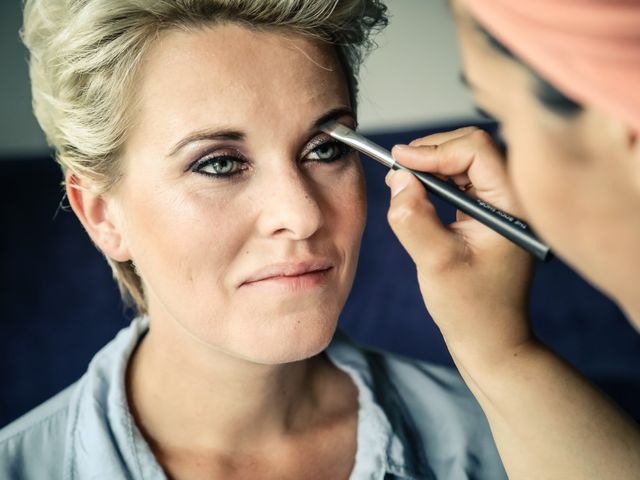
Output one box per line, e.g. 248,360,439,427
334,166,367,246
333,159,366,211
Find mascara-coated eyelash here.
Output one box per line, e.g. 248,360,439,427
190,152,248,178
303,138,354,163
474,106,497,121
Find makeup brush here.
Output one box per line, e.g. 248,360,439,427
320,121,551,261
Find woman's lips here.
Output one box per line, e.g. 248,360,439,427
240,262,334,291
245,268,332,291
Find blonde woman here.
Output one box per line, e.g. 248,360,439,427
0,1,507,478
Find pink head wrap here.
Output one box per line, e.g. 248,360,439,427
461,0,640,133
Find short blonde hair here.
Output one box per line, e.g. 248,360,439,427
21,0,388,314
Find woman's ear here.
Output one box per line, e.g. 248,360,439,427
66,172,131,262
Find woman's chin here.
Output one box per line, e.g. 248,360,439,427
228,316,339,365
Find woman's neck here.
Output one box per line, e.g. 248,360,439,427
125,314,354,456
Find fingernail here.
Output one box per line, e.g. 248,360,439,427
389,170,412,198
391,144,409,159
384,169,395,186
392,144,409,151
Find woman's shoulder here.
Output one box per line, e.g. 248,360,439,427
328,333,507,478
369,347,476,404
0,383,76,479
329,332,484,417
359,345,489,428
366,347,507,477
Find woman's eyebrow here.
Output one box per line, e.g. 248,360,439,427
313,106,356,129
167,129,244,157
167,107,354,158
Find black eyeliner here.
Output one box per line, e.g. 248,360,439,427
190,153,248,178
303,137,354,163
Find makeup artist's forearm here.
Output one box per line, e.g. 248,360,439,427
449,334,640,480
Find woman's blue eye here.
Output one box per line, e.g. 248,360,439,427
192,155,246,177
306,140,352,163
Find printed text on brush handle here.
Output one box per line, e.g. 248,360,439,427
392,164,530,229
391,163,552,261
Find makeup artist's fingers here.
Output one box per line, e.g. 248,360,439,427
406,128,487,190
394,128,503,179
408,126,478,147
386,170,464,269
451,173,473,191
384,169,464,187
387,160,472,190
400,128,484,186
392,128,513,211
385,130,535,377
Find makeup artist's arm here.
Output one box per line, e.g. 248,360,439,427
385,127,640,480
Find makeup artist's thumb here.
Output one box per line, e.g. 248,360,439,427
386,169,458,268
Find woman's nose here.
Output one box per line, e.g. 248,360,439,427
256,168,325,240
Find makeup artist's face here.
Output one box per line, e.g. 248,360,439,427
451,0,640,304
109,24,365,363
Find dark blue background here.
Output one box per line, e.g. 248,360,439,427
2,124,640,427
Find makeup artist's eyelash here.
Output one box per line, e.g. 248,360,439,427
473,106,504,136
474,106,497,121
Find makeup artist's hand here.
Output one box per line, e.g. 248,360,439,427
385,127,536,368
386,126,640,480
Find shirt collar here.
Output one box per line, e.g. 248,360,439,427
326,330,435,480
63,319,432,479
64,316,164,479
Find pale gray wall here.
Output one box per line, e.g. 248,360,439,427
358,0,478,132
0,0,479,156
0,1,49,155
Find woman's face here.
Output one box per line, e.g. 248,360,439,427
108,24,365,364
451,0,640,305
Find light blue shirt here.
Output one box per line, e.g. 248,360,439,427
0,318,506,479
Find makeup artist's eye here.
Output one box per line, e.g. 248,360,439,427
473,105,501,123
304,139,353,163
191,154,247,178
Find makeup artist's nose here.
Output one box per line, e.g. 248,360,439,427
257,169,324,240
